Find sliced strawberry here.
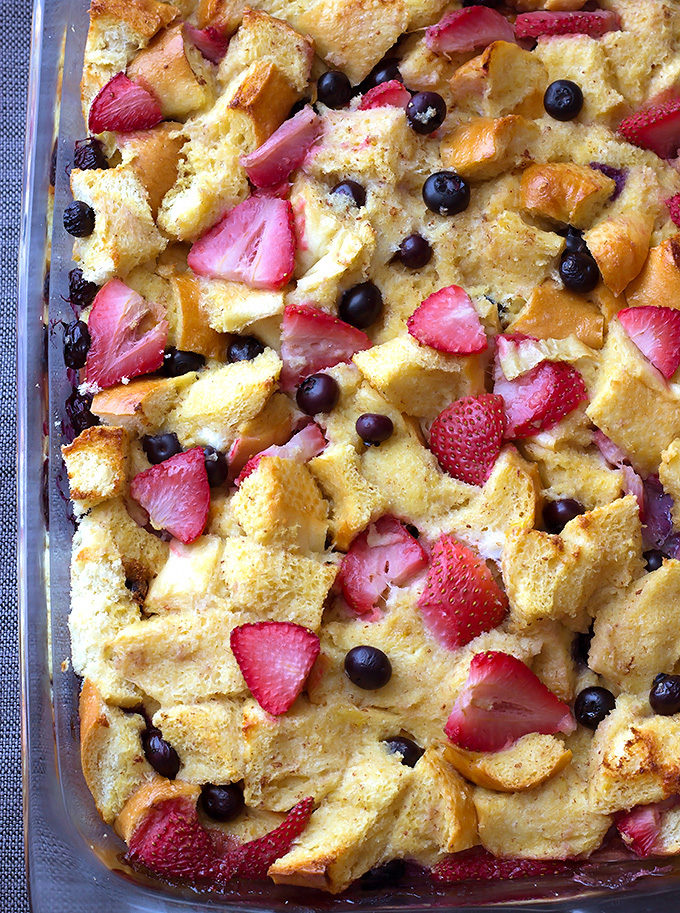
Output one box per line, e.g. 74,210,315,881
418,535,507,650
593,429,629,467
85,279,168,388
432,847,571,883
618,306,680,379
407,285,487,355
425,7,515,55
616,805,664,858
618,99,680,159
234,422,326,487
514,10,621,40
241,106,323,188
230,621,320,715
88,72,162,134
279,303,371,391
188,196,295,290
358,80,412,110
130,448,210,544
445,650,576,752
429,394,505,486
494,357,587,439
183,23,229,64
233,797,315,879
339,516,428,616
666,193,680,228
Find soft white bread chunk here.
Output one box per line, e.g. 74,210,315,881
62,425,130,513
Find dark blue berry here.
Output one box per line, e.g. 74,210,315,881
73,137,108,171
362,58,402,91
142,728,180,779
396,233,432,269
543,498,585,534
344,645,392,690
406,92,446,135
65,389,99,436
339,281,383,329
559,250,600,293
227,336,265,362
200,783,244,822
161,347,205,376
63,320,91,369
141,433,182,465
574,686,615,729
317,71,353,108
544,79,584,121
68,268,99,312
645,549,665,572
203,446,228,487
356,413,393,445
422,171,470,216
331,180,366,208
384,736,424,768
64,200,95,237
650,674,680,716
296,373,339,415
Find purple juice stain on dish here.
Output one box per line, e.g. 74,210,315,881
590,162,627,200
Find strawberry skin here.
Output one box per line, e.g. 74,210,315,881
445,650,576,752
279,303,371,391
618,306,680,379
358,80,412,110
234,422,326,487
494,358,587,439
234,797,315,879
429,394,505,485
666,193,680,228
514,10,620,40
339,516,428,615
183,23,229,64
407,285,487,355
619,99,680,159
241,106,322,188
426,8,515,55
89,72,162,134
230,621,320,715
188,196,296,290
432,847,571,883
418,535,507,650
616,805,663,858
130,448,210,544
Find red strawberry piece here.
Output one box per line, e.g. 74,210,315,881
425,7,515,55
233,797,315,879
358,80,412,110
339,516,428,616
88,72,162,134
432,846,572,883
445,650,576,752
279,303,371,391
130,447,210,544
418,535,507,650
616,805,664,857
618,99,680,159
241,106,323,188
666,193,680,228
187,196,295,290
85,279,168,388
494,357,587,440
230,621,320,715
514,10,621,40
429,394,505,486
618,306,680,379
234,422,326,487
407,285,487,355
183,23,229,64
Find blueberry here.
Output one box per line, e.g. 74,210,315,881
125,575,148,605
317,70,353,108
384,736,424,768
543,498,585,534
644,549,665,572
142,728,181,779
573,622,594,667
141,432,182,465
338,281,383,329
331,180,366,208
65,389,99,436
544,79,584,121
356,413,394,445
574,686,616,730
395,233,432,269
563,226,586,254
63,320,91,369
227,335,265,363
203,446,228,487
559,250,600,293
68,268,99,312
406,92,447,135
73,137,108,171
344,645,392,690
63,200,96,237
360,859,406,890
650,673,680,715
362,58,402,91
405,523,420,539
161,347,205,376
422,171,470,216
296,373,340,415
199,783,244,822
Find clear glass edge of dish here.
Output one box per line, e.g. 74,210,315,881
15,0,680,909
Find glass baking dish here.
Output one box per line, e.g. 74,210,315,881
17,0,680,908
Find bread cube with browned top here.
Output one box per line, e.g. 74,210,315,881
584,214,652,297
62,425,130,512
520,163,615,229
92,373,196,435
509,280,605,349
625,235,680,310
167,272,228,358
118,122,184,218
197,279,285,334
440,115,538,181
449,42,548,118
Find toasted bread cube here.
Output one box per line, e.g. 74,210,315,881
167,349,281,449
509,280,604,348
440,115,538,181
118,122,184,217
92,373,196,435
144,535,223,613
660,440,680,527
586,321,680,475
231,457,329,552
62,425,130,511
228,58,298,138
584,214,652,296
530,621,577,702
152,699,244,783
502,496,643,631
449,42,548,118
520,163,615,229
522,442,623,511
115,777,200,841
166,273,228,358
70,165,167,283
197,278,284,334
625,235,680,310
227,393,295,477
219,537,337,628
79,679,152,823
444,733,572,793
